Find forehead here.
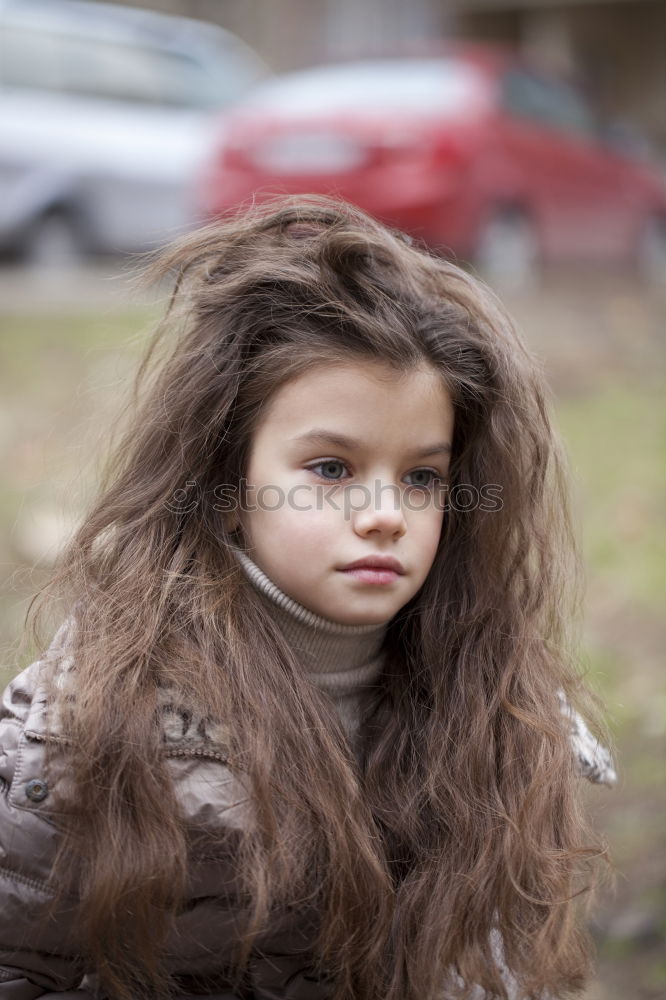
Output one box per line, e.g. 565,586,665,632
253,360,454,448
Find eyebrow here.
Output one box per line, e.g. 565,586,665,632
291,429,452,459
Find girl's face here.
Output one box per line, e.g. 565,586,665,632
237,360,455,625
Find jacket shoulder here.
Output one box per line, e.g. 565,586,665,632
1,618,76,734
558,690,617,787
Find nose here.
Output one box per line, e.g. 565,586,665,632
350,481,407,539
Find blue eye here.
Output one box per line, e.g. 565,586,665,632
309,460,348,481
306,462,442,488
405,469,439,488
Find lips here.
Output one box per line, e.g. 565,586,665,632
339,556,405,574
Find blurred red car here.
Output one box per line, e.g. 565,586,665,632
198,44,666,286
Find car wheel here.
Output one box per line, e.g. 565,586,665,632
474,209,539,293
636,214,666,286
22,210,85,269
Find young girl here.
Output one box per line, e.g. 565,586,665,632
0,196,615,1000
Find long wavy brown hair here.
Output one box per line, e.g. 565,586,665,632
27,195,610,1000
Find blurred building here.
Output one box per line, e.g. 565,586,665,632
453,1,666,154
99,0,666,153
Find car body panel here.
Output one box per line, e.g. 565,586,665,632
199,46,666,267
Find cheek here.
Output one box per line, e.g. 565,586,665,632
280,497,342,546
245,501,343,591
248,491,341,549
409,505,444,571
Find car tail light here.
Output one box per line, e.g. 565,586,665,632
431,133,467,169
367,129,465,170
367,131,424,165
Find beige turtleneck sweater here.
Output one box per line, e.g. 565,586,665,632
233,549,389,750
232,552,618,788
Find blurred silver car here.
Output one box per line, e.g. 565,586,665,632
0,0,269,262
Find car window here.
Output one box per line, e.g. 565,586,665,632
243,58,487,115
502,69,598,140
0,24,262,109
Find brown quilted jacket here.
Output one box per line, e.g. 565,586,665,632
0,625,615,1000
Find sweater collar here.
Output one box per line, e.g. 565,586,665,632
232,548,389,688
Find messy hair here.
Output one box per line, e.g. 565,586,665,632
29,195,609,999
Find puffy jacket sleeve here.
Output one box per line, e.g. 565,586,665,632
558,690,617,787
0,625,87,996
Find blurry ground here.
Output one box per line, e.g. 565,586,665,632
0,260,664,999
